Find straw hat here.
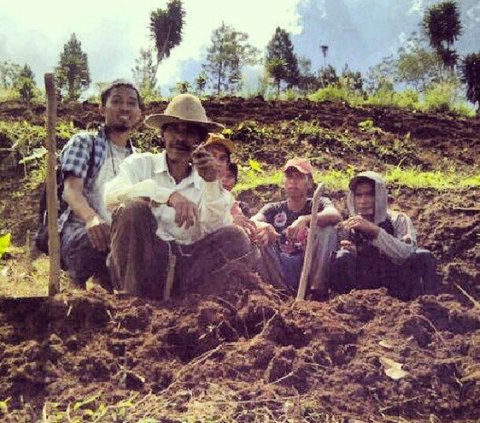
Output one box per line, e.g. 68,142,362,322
204,133,235,153
144,93,224,132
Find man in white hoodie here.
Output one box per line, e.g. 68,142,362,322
330,171,437,300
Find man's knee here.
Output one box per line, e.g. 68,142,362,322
111,199,153,226
213,225,251,256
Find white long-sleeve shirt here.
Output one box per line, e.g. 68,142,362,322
104,151,233,245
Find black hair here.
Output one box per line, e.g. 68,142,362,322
101,79,144,111
350,176,375,192
227,161,238,183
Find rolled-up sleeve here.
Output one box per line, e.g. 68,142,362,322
104,154,173,209
198,180,233,235
372,213,417,262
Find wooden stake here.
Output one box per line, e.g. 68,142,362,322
44,74,60,296
296,183,324,301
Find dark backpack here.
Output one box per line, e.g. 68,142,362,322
35,139,96,254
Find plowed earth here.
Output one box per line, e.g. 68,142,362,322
0,98,479,422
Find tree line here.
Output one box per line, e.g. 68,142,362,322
1,0,479,111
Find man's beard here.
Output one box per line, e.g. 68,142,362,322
109,123,130,133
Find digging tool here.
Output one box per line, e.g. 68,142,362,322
296,183,325,301
44,73,60,296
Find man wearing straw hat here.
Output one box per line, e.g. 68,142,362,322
104,94,252,299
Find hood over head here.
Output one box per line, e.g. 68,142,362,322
346,171,388,224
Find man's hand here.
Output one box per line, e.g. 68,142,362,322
339,239,357,254
343,215,380,238
285,215,309,242
167,192,198,229
192,145,218,182
255,223,280,247
233,215,258,241
86,215,110,252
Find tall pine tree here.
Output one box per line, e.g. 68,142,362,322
265,27,300,92
55,33,91,102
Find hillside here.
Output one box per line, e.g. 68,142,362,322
0,99,479,422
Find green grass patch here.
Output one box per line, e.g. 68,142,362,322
235,166,480,194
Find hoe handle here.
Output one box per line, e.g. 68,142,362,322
45,74,60,296
296,183,325,300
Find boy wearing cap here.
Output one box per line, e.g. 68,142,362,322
330,171,437,300
204,133,256,238
59,79,143,290
252,157,341,297
104,94,252,299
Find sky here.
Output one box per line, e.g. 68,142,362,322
0,0,303,94
1,0,479,97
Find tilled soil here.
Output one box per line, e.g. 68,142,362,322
0,279,479,422
0,98,479,421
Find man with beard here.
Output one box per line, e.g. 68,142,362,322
104,94,252,300
330,171,438,300
59,80,143,290
252,157,340,298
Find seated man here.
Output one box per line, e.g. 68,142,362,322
252,157,340,296
60,79,143,289
204,133,256,238
330,171,437,300
104,94,252,300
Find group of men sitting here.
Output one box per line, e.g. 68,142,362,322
56,79,437,301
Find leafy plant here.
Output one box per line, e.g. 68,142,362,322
0,232,11,260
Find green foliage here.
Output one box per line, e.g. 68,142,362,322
423,1,462,50
421,80,458,112
396,33,444,92
265,27,300,91
422,1,462,69
203,22,260,95
132,48,160,99
14,64,37,104
308,85,357,104
55,33,91,102
0,60,21,89
0,88,19,102
150,0,185,64
0,233,11,260
460,52,480,108
317,65,339,88
194,71,208,95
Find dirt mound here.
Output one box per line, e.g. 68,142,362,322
1,98,479,421
0,277,479,422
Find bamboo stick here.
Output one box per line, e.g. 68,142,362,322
296,183,324,301
44,73,60,296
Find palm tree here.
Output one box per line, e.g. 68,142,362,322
461,53,480,113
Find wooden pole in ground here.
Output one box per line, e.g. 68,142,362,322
44,73,60,296
296,183,324,301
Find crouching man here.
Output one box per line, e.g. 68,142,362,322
104,94,252,299
252,157,340,298
330,171,437,300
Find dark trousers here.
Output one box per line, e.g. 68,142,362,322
330,248,438,300
108,200,253,300
60,223,110,288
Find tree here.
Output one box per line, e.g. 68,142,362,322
265,27,300,91
340,65,363,94
423,1,462,69
15,64,36,104
396,33,444,92
132,48,159,98
55,33,91,101
318,65,339,88
0,60,21,89
297,56,319,94
150,0,185,81
203,22,259,95
265,58,285,97
461,53,480,111
194,71,208,95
